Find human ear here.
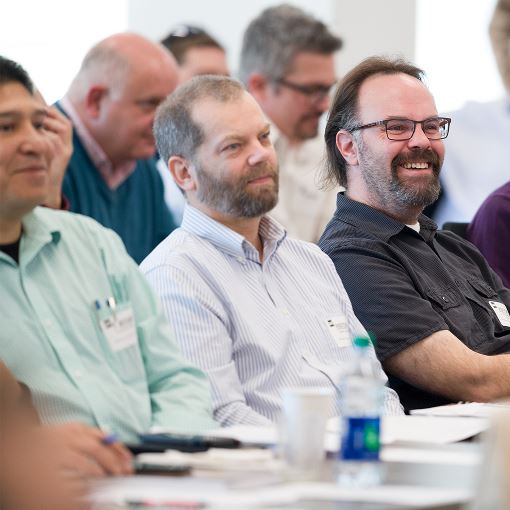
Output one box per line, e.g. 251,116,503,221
336,129,359,166
168,156,196,193
246,73,270,101
84,86,108,119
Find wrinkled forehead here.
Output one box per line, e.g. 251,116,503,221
357,72,438,122
192,91,267,140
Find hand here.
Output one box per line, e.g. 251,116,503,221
40,105,73,209
37,423,133,478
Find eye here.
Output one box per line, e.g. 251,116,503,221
423,120,440,134
259,131,271,144
0,123,15,133
222,142,241,152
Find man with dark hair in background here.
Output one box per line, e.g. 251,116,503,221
161,25,229,84
159,25,230,224
239,4,342,243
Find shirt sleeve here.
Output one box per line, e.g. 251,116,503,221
326,239,449,362
468,191,510,288
143,262,272,427
103,231,217,432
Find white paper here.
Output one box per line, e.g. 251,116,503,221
327,415,488,445
411,401,510,418
91,476,472,508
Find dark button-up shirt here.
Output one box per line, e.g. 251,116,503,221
319,194,510,412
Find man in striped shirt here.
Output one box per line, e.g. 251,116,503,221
142,75,402,426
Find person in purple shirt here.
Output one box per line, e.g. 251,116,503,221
467,180,510,287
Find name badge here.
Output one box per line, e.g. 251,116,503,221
325,315,351,347
489,301,510,327
96,298,137,352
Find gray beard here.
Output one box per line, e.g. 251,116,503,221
195,163,279,218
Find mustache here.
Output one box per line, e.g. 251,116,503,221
392,148,441,170
244,163,279,183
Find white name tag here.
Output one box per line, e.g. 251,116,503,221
325,315,351,348
489,301,510,327
100,306,137,352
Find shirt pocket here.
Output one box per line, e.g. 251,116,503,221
424,285,462,311
465,278,510,337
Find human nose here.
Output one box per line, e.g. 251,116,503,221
247,140,274,166
19,125,48,156
407,121,432,149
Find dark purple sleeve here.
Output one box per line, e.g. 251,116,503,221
467,190,510,288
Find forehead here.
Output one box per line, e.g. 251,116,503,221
121,53,177,98
286,51,335,82
191,91,268,144
183,47,228,73
357,73,438,121
0,82,41,114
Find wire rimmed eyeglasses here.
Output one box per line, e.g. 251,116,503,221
349,117,451,141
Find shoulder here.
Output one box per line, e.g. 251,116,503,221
35,207,127,254
140,228,209,274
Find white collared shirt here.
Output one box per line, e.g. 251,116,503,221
141,205,402,426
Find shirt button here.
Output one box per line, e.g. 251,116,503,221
44,319,53,328
237,257,245,263
441,296,449,303
74,370,83,378
282,308,290,316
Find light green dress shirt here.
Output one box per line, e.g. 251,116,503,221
0,207,215,440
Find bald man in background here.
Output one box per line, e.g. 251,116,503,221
58,33,178,263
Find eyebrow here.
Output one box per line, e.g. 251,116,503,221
0,108,47,118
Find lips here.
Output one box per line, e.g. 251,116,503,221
393,149,441,174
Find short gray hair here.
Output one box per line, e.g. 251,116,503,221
67,43,130,100
154,75,245,164
239,4,342,85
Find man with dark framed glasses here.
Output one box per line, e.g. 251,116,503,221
319,56,510,413
240,4,342,243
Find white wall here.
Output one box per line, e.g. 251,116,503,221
127,0,334,77
333,0,416,77
0,0,505,111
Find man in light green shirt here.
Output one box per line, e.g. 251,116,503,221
0,56,215,441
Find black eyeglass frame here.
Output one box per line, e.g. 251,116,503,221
274,77,335,102
349,116,452,141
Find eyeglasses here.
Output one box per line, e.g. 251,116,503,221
349,117,451,141
275,78,335,102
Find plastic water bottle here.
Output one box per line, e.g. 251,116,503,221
337,335,385,487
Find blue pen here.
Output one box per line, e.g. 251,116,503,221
102,431,119,445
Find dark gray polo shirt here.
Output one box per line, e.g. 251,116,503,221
319,194,510,412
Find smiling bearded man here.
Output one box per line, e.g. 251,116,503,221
319,56,510,413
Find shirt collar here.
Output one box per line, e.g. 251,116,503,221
0,208,62,267
181,205,286,261
59,97,136,189
334,193,438,242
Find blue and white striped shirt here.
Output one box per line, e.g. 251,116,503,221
141,206,402,426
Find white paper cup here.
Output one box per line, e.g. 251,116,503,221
279,387,334,480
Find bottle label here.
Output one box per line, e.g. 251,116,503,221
340,416,380,461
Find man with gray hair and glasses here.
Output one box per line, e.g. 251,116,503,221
239,4,342,243
141,75,402,426
319,56,510,413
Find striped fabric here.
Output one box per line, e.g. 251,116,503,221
141,206,403,426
